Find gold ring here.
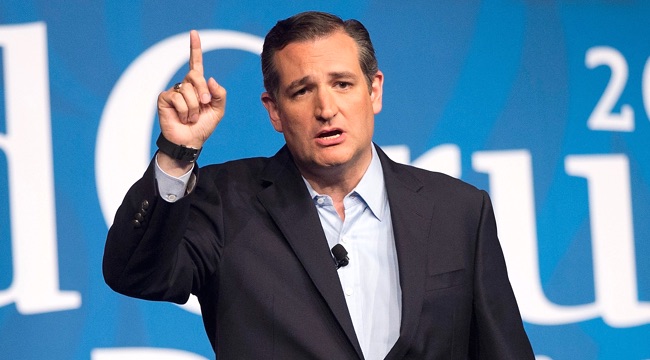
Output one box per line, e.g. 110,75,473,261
173,82,182,93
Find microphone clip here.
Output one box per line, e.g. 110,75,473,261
331,244,349,269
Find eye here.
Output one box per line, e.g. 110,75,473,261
292,87,308,98
335,81,352,89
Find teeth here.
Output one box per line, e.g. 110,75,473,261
320,133,340,140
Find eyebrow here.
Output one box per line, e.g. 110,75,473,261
285,76,312,94
329,71,357,80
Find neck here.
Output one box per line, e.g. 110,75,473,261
304,172,357,221
298,145,374,219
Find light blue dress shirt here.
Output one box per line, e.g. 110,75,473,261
154,144,402,359
302,145,402,360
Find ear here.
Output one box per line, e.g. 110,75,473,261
261,92,283,133
370,70,384,114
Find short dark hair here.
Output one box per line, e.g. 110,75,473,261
261,11,378,99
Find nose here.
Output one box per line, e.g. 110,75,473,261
314,89,338,121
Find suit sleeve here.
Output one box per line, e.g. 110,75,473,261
102,159,222,304
469,190,535,359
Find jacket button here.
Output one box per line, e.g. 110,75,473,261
134,212,144,222
132,219,141,228
141,200,149,210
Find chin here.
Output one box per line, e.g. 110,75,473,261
316,151,351,167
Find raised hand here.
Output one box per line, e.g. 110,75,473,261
156,30,226,173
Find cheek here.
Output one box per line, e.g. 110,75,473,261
280,108,311,133
278,118,306,142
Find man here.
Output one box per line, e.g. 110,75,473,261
103,11,534,359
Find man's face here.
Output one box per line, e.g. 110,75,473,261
261,30,383,178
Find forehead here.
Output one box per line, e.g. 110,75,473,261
273,31,362,83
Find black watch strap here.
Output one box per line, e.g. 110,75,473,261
156,133,202,163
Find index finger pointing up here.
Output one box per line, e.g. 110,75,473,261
189,30,204,75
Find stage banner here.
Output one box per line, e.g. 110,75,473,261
1,1,648,359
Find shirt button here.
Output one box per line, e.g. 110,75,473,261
345,287,354,296
340,237,348,244
316,197,325,205
167,194,177,201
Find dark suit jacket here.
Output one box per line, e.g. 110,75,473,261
103,145,534,359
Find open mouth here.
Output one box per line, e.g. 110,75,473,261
317,129,342,140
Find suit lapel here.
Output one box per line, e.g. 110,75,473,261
377,148,433,360
256,147,364,359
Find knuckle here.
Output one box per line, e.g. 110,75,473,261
187,69,202,79
172,92,185,103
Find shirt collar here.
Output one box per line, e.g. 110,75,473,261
353,144,387,221
302,144,388,221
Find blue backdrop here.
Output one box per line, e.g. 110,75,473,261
1,1,649,359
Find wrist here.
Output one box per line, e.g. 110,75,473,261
156,133,202,163
155,151,194,177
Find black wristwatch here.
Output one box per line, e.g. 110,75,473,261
156,133,202,163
